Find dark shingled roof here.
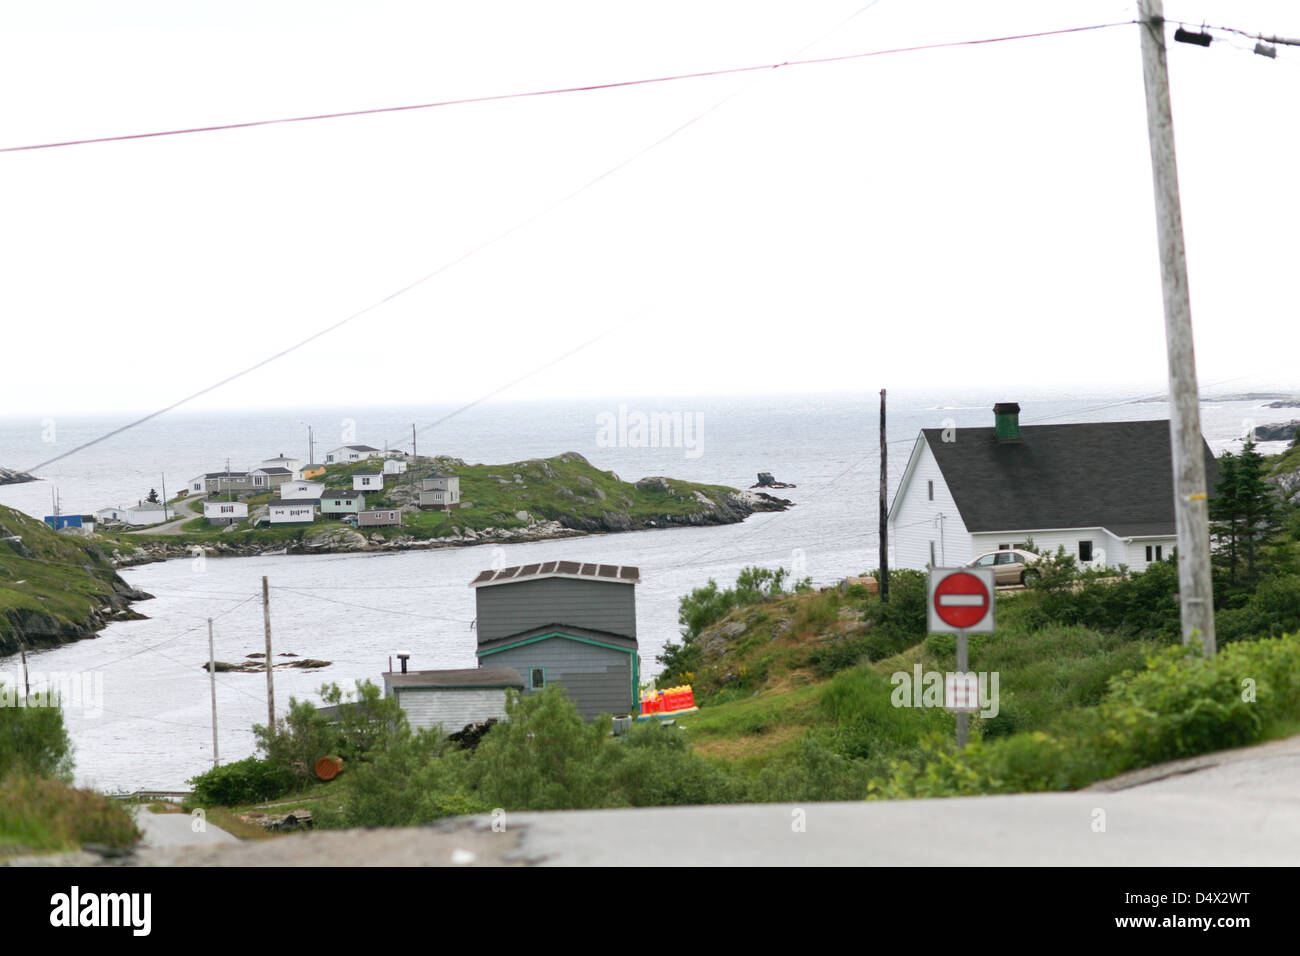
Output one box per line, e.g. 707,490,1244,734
384,666,524,689
919,419,1219,536
470,560,640,588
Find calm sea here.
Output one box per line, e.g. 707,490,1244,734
0,390,1286,790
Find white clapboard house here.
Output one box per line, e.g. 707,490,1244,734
382,664,525,734
887,403,1219,572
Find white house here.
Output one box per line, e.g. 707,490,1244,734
96,506,129,523
203,500,249,526
261,455,302,479
278,480,324,500
325,444,381,464
382,458,408,475
353,469,383,492
125,501,168,526
887,403,1219,574
382,665,524,733
268,499,318,524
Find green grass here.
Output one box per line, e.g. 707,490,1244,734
0,775,140,859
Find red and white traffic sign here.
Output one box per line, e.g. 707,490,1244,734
927,568,995,634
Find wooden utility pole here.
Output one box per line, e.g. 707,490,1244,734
262,576,275,726
20,640,29,699
1138,0,1216,654
160,472,169,522
207,617,220,767
878,389,889,602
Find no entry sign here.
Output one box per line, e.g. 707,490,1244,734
927,568,995,634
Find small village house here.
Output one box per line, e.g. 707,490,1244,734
251,467,293,491
382,458,408,475
320,489,366,516
95,506,129,523
382,661,524,734
44,514,94,535
471,561,640,720
887,403,1220,572
260,454,302,479
302,463,327,480
203,500,249,526
418,474,461,510
193,471,258,496
353,469,383,492
268,499,318,524
358,508,401,527
125,501,167,526
278,479,324,500
325,444,381,464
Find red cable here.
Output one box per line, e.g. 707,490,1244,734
0,20,1135,155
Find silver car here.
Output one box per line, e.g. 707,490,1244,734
966,548,1041,586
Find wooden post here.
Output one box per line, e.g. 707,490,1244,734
879,388,889,602
20,641,29,699
1137,0,1216,653
956,629,969,749
262,576,275,726
207,617,220,767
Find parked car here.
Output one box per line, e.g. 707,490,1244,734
965,548,1041,585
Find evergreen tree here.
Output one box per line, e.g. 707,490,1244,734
1211,442,1283,598
145,488,160,503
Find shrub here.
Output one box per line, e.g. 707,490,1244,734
0,775,140,853
187,756,294,807
0,702,73,781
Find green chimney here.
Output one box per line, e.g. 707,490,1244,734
993,402,1021,442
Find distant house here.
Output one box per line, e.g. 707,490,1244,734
382,665,524,734
261,455,302,479
359,508,401,527
203,500,249,526
353,470,383,492
278,480,324,500
196,471,257,495
96,506,129,523
302,463,327,480
887,403,1221,573
125,501,168,526
418,474,461,510
324,445,381,464
383,458,408,475
268,499,318,524
188,475,206,494
251,467,293,491
471,561,640,720
320,490,365,516
44,514,87,533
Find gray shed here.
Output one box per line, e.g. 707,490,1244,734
471,561,640,720
382,666,524,734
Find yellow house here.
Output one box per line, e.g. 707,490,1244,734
302,463,327,480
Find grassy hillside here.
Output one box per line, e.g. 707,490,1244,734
0,505,149,654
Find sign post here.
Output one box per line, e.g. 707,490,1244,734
928,568,995,748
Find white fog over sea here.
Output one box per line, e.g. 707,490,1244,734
0,388,1292,791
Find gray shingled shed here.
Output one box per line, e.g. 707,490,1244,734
382,666,524,734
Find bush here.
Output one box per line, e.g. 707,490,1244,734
0,702,73,781
1215,574,1300,644
188,756,294,807
860,569,927,659
0,775,140,854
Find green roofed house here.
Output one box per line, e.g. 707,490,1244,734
320,489,366,516
470,560,640,720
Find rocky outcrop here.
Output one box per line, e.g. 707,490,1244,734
0,466,36,486
1251,421,1300,442
751,472,796,489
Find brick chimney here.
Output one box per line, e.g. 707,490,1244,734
993,402,1022,442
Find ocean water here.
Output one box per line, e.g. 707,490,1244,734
0,389,1290,790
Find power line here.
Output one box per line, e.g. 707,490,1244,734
0,20,1137,157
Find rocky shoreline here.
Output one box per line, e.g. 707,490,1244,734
107,488,793,568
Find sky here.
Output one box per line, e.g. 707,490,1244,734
0,0,1297,415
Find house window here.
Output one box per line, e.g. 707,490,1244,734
998,543,1010,551
1145,545,1153,562
1079,541,1093,562
927,480,934,501
1155,545,1163,561
530,668,545,690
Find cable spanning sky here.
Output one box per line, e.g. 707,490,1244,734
0,0,1297,416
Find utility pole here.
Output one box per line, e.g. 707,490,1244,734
20,639,29,699
207,618,220,767
878,389,889,602
1138,0,1216,654
411,423,417,467
160,472,169,521
262,576,275,727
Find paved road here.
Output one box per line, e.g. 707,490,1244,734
131,808,239,849
115,733,1300,866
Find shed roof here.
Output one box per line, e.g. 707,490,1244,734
470,560,640,588
915,419,1219,536
384,666,524,689
253,466,293,475
273,498,320,507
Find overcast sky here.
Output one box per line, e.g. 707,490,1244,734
1,1,1297,415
